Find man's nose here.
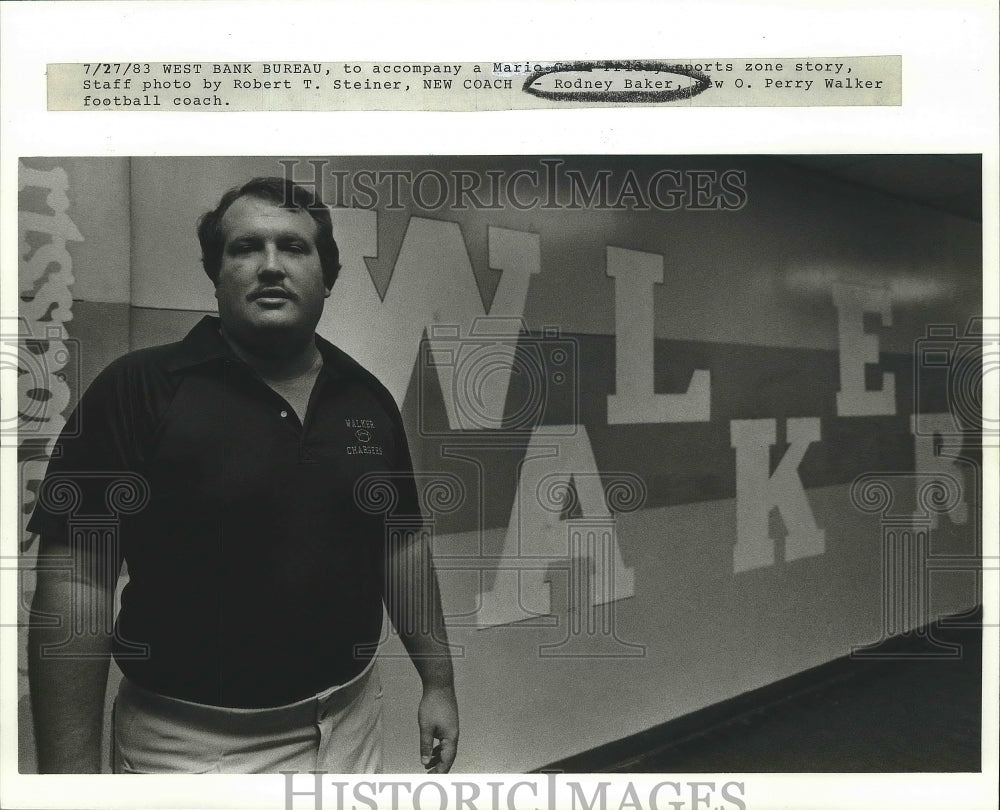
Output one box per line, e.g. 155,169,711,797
258,244,285,277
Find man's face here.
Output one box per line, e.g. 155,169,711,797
214,195,331,346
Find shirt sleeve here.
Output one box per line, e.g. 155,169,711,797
26,356,146,545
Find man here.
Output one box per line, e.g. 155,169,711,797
27,177,459,774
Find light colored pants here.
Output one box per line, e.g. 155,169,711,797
112,660,384,774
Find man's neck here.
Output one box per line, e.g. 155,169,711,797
220,326,322,382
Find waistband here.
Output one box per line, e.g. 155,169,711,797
117,656,378,734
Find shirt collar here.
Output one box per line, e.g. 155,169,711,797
165,315,345,381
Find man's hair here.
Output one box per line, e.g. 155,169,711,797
197,177,341,288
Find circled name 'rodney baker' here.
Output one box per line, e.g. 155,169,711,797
550,77,682,91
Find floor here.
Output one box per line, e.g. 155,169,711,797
607,617,983,772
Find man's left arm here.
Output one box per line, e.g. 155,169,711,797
385,530,459,773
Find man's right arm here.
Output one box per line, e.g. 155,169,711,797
28,534,122,774
25,356,148,773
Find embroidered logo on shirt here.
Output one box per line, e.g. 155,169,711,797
345,417,384,456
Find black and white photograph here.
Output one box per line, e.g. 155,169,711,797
12,153,987,772
1,3,997,810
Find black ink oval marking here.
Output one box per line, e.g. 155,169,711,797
523,60,712,103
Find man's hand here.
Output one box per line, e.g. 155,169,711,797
417,683,459,773
386,527,460,773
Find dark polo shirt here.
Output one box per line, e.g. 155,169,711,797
28,316,420,708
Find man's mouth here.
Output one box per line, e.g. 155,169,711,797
249,288,294,303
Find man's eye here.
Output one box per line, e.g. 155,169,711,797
285,243,307,253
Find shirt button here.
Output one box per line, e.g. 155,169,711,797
280,410,288,418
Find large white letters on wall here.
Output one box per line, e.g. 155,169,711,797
477,427,635,627
730,418,826,573
606,247,711,424
833,282,897,417
322,213,539,427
